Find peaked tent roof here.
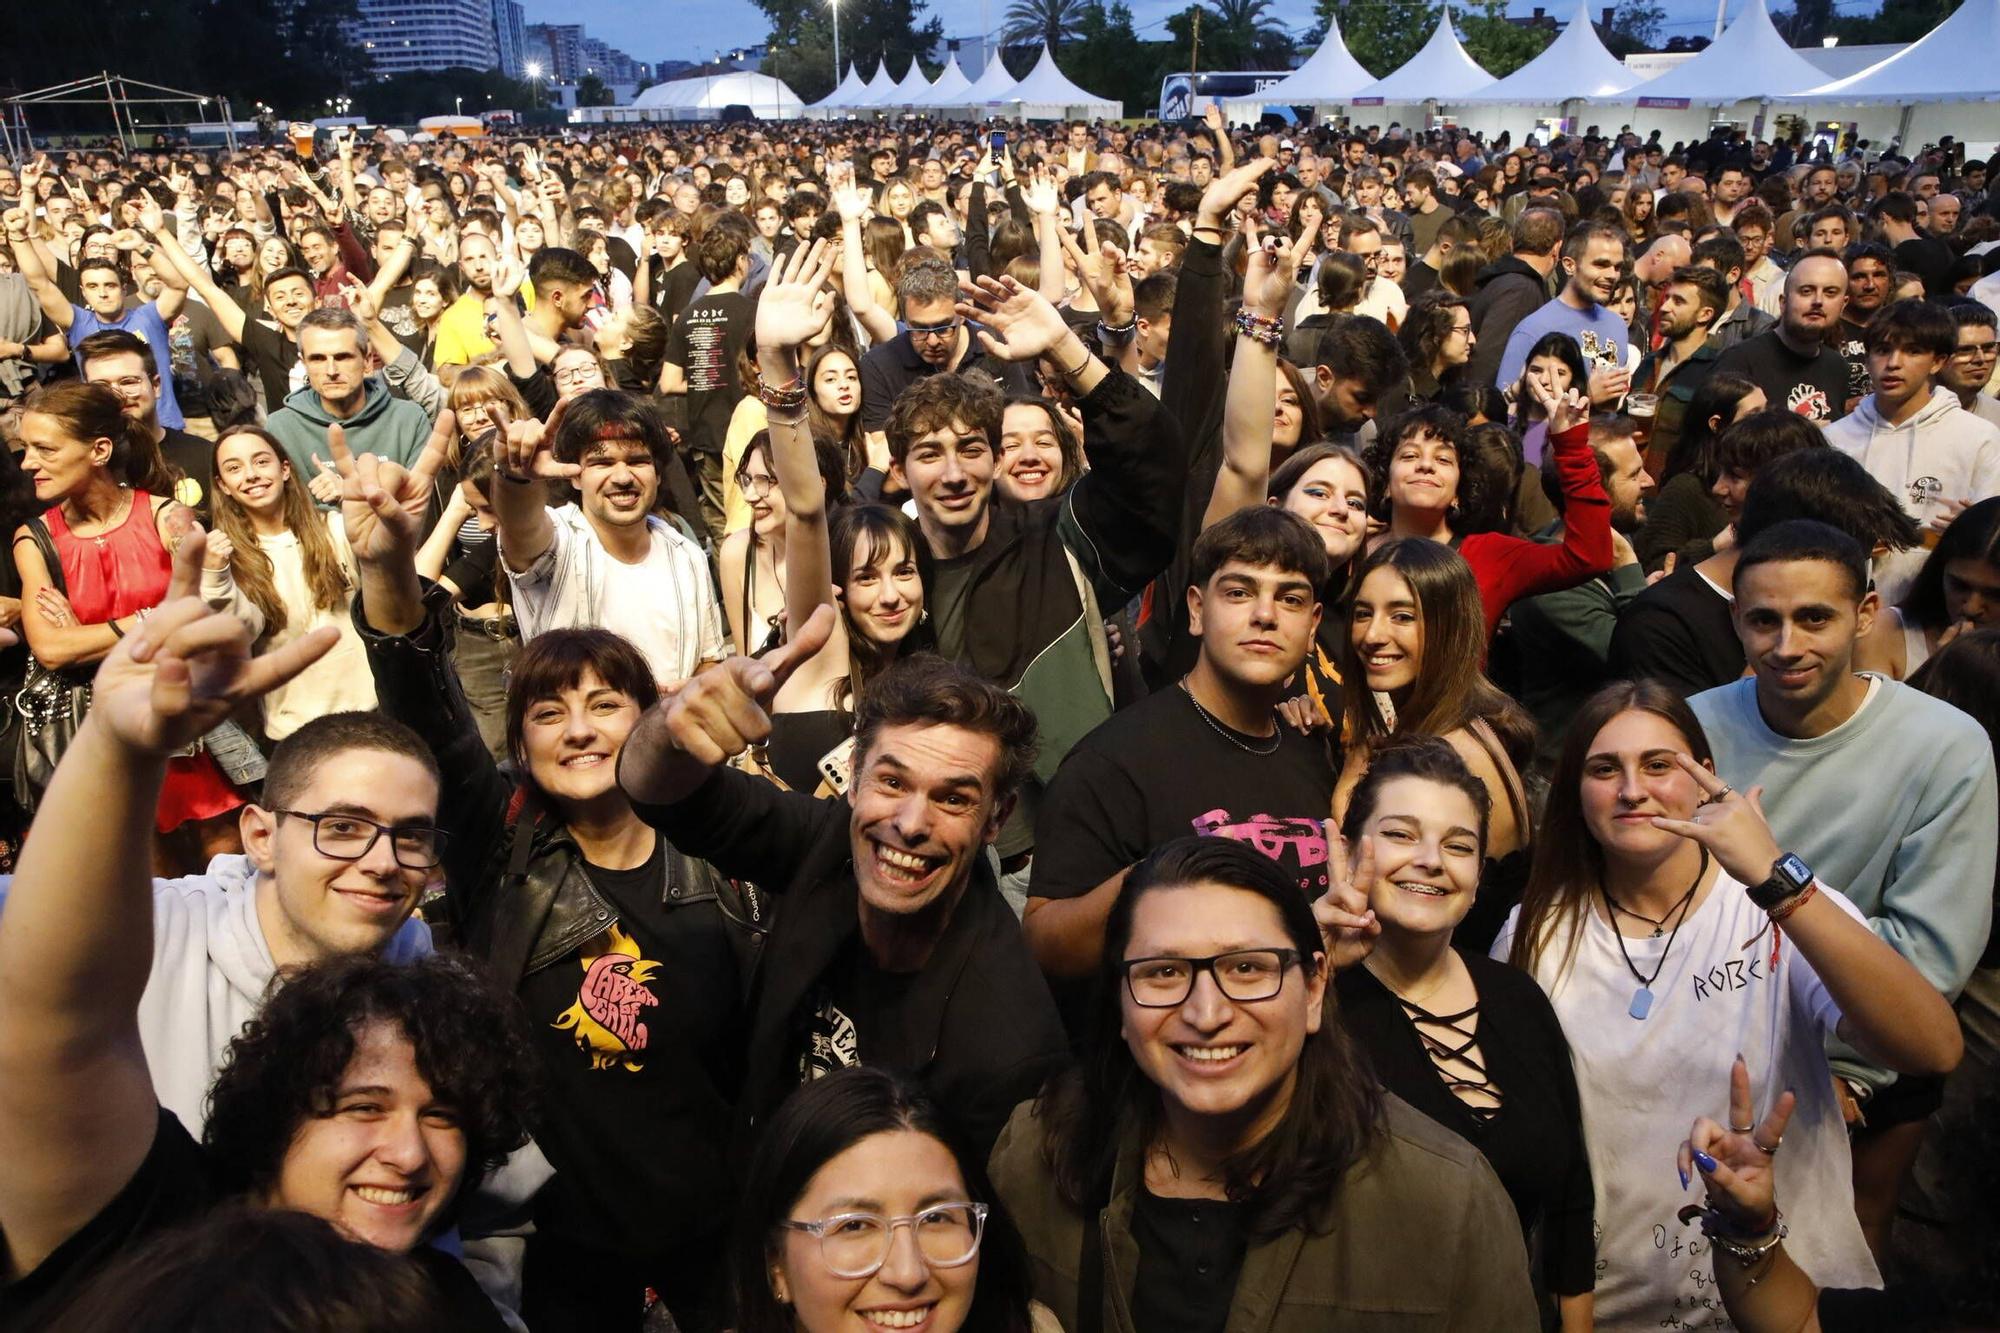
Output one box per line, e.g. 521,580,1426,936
1599,0,1826,101
883,60,933,105
959,51,1021,103
1255,16,1376,104
991,45,1120,115
1785,0,2000,103
812,63,868,110
1459,1,1640,102
1353,9,1495,103
848,61,899,107
918,54,974,105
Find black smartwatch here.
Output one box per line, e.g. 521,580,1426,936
1748,853,1814,911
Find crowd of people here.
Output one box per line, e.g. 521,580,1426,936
0,106,1998,1332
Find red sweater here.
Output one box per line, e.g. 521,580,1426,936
1460,420,1613,640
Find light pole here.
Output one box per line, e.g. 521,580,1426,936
455,96,464,116
831,0,842,90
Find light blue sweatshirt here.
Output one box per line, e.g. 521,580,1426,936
1691,676,1998,1089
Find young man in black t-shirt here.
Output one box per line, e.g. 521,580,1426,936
662,214,757,539
1713,251,1851,424
1024,505,1340,982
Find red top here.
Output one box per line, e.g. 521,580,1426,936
43,491,171,623
1460,421,1613,640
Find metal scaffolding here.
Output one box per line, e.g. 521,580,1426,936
4,72,238,153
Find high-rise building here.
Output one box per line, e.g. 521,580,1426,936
493,0,527,78
356,0,500,76
526,23,587,82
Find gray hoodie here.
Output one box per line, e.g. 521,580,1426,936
0,854,432,1132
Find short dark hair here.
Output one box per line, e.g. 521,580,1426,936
75,328,157,377
1668,264,1731,324
1562,220,1627,264
1190,504,1331,593
885,372,1002,466
202,954,536,1214
76,257,126,285
1691,233,1745,280
1710,408,1824,481
852,654,1039,802
1312,314,1409,400
909,199,951,238
1512,207,1565,257
1876,191,1920,227
527,246,597,289
1864,297,1956,358
1134,271,1176,324
262,266,315,298
262,711,440,814
1736,517,1871,601
1339,734,1492,858
1843,239,1895,273
505,628,656,782
695,213,752,283
551,387,676,470
1950,302,1998,336
1738,445,1922,551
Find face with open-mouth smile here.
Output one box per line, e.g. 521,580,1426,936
996,402,1067,504
522,666,643,805
577,437,659,532
268,1019,467,1254
773,1129,982,1333
1350,566,1423,694
847,724,1008,929
1352,776,1484,936
1120,883,1324,1131
214,430,293,518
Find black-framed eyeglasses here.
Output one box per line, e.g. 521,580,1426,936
906,316,963,341
276,809,449,870
778,1202,988,1279
1123,949,1303,1008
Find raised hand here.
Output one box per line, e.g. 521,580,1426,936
491,399,581,484
1532,377,1591,436
308,454,343,505
831,166,870,222
1020,168,1059,218
1199,157,1275,227
490,251,524,300
755,237,838,351
1676,1053,1795,1229
203,530,236,571
955,275,1074,365
92,533,339,758
1313,826,1381,971
326,415,454,565
1240,216,1299,320
657,605,836,765
1649,752,1782,888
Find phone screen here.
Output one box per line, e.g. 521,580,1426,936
990,131,1006,155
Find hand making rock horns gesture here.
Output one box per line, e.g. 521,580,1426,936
1648,753,1784,890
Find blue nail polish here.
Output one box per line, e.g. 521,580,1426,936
1693,1149,1717,1173
1678,1165,1690,1189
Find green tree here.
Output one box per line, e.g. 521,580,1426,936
1461,0,1554,77
1314,0,1439,76
1062,2,1171,116
1003,0,1095,49
1210,0,1297,66
758,0,943,102
1604,0,1666,53
1830,0,1957,42
576,74,614,107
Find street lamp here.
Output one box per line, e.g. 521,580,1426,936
455,96,464,116
525,60,543,110
831,0,842,89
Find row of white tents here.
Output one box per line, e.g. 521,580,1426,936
1236,0,2000,151
807,45,1118,121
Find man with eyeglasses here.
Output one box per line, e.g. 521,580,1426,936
1941,303,2000,430
856,256,1033,434
77,329,213,524
0,539,440,1137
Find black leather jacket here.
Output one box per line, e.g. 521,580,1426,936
354,582,766,986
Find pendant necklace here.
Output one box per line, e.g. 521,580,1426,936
1179,678,1282,755
1600,848,1709,1021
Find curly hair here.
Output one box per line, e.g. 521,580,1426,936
885,372,1004,466
202,955,538,1220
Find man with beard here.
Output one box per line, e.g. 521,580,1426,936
1778,164,1841,254
77,330,213,522
1715,251,1851,423
492,388,725,691
1712,161,1754,226
433,230,506,367
1631,265,1730,475
1499,415,1656,773
1835,241,1896,412
1940,303,2000,430
1306,315,1410,440
1496,221,1632,399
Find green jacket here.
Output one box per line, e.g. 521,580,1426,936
264,376,435,509
988,1096,1539,1333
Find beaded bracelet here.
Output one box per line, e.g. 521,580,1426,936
1233,308,1285,347
758,377,808,411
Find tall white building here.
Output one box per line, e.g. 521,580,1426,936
358,0,500,75
493,0,527,78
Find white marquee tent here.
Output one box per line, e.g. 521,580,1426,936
848,61,898,108
918,54,973,106
1351,10,1494,105
1250,16,1374,107
1597,0,1826,102
1459,1,1639,102
882,59,932,107
628,70,803,120
988,45,1121,119
808,64,868,114
1786,0,2000,104
954,52,1021,108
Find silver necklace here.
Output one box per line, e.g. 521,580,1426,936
1179,678,1282,755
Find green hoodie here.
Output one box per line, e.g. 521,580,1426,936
263,377,434,508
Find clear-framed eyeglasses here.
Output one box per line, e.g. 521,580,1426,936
778,1202,989,1279
1123,949,1302,1008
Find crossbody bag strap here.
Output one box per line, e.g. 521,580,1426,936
1466,715,1533,844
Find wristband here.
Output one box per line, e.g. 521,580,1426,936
758,376,808,411
1767,879,1817,925
1096,318,1136,344
1233,308,1285,347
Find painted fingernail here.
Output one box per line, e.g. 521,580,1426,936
1678,1165,1690,1189
1693,1149,1717,1173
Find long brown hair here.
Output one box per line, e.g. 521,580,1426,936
23,380,166,494
805,342,865,481
1508,680,1714,978
211,426,353,637
1338,538,1530,756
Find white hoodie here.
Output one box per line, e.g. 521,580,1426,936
1824,385,2000,601
0,854,432,1134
